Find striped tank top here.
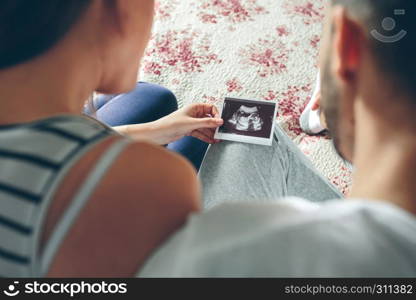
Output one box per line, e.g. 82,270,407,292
0,115,130,277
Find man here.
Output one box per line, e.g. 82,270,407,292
139,0,416,277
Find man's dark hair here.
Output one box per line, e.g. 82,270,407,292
0,0,92,69
333,0,416,99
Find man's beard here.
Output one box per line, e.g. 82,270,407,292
321,62,349,162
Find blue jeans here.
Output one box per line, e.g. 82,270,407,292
85,82,209,170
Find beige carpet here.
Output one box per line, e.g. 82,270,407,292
140,0,352,194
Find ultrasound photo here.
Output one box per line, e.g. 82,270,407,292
215,98,277,146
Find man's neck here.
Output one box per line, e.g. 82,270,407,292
350,109,416,215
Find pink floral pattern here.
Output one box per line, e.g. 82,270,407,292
141,0,352,194
332,165,353,195
198,0,268,24
226,78,244,92
310,34,321,49
276,25,290,37
143,29,222,75
262,85,312,136
239,38,291,77
283,0,325,25
154,1,179,20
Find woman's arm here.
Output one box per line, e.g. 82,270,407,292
114,121,169,144
114,103,224,145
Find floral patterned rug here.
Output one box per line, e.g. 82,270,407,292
140,0,352,194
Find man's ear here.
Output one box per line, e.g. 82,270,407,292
331,6,364,83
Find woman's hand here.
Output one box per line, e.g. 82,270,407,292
154,103,224,144
115,103,223,145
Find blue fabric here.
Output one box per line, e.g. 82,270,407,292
85,82,209,170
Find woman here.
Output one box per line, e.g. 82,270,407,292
0,0,222,277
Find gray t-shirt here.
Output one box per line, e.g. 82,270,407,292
138,199,416,277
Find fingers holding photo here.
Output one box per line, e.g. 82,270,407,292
190,128,220,144
185,103,222,119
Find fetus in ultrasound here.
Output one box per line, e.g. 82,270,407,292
228,105,264,132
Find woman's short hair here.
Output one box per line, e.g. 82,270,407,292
0,0,92,69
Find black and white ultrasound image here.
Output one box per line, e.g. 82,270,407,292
219,98,275,139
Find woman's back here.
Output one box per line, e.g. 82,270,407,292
0,115,120,276
0,115,200,277
0,0,203,277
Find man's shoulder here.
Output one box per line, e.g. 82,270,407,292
190,198,414,239
200,199,416,276
140,199,416,277
197,199,416,254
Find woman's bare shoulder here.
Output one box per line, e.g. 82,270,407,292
47,139,201,277
108,140,201,207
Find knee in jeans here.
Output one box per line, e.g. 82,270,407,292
137,82,178,113
160,88,178,113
